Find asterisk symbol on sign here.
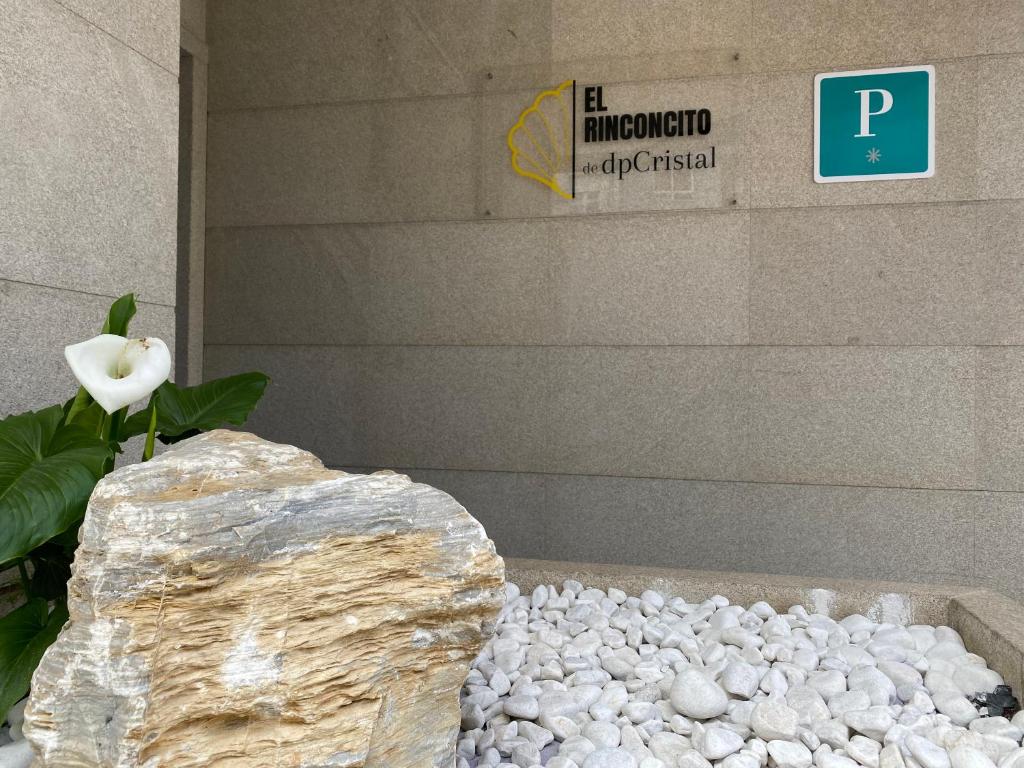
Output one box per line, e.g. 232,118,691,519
866,148,881,163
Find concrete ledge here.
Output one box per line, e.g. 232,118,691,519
506,557,1024,696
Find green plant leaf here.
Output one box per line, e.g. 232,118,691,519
121,373,269,441
101,293,136,336
0,599,69,717
0,407,112,564
64,398,105,434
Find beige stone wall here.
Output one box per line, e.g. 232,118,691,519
0,0,179,415
204,1,1024,601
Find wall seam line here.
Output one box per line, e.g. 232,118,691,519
203,196,1024,231
328,464,1017,496
48,0,179,80
204,342,1024,349
0,277,175,309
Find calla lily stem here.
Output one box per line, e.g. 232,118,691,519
17,560,30,599
142,399,158,462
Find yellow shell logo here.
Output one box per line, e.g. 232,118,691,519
507,80,574,200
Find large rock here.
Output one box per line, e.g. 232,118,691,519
24,430,504,767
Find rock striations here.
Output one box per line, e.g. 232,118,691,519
23,430,504,768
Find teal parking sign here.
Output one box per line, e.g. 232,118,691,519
815,65,934,183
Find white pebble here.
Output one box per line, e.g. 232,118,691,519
670,669,729,719
767,739,813,768
751,700,800,741
723,661,761,699
0,741,33,768
950,745,997,768
906,734,952,768
695,725,746,760
583,747,638,768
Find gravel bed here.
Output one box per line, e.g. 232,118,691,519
459,581,1024,768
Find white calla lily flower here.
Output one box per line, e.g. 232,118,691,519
64,334,172,414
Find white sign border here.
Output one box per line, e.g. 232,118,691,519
814,64,935,184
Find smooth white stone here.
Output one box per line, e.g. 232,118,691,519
584,721,622,749
927,643,969,662
932,692,980,727
603,656,635,681
641,591,666,611
762,668,791,696
843,707,897,741
695,725,746,760
582,747,639,768
489,669,512,696
531,586,549,610
968,718,1017,740
724,752,762,768
840,616,877,636
830,691,873,719
880,744,908,768
679,750,715,768
519,720,553,749
815,719,852,749
847,666,897,706
571,685,606,711
788,686,832,724
670,669,729,720
461,703,485,730
906,735,952,768
808,671,849,701
511,741,541,767
751,700,800,741
0,741,32,768
950,746,997,768
549,758,582,768
798,726,820,751
767,740,813,768
723,661,762,699
819,753,862,768
877,662,923,690
619,725,652,762
729,701,757,729
504,695,540,720
623,702,657,724
562,736,599,764
534,689,576,717
647,731,692,763
847,735,882,768
542,714,581,741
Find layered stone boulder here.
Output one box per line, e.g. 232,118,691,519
24,430,504,767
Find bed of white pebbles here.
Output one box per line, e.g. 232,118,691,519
459,581,1024,768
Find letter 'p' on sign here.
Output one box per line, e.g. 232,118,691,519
815,65,934,183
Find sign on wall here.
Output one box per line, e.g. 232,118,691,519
507,80,717,202
814,65,934,183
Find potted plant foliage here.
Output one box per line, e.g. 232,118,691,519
0,294,269,716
